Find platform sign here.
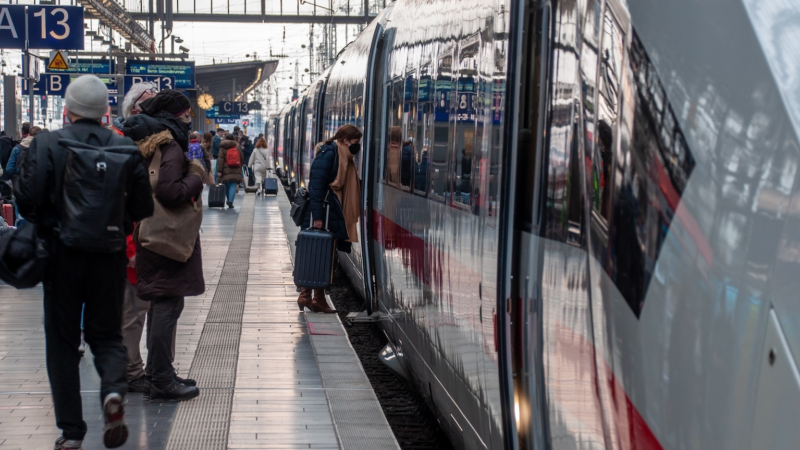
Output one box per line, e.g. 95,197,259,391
0,6,26,49
21,73,70,96
47,58,113,74
217,101,249,115
126,60,195,89
26,6,84,50
215,118,238,124
123,75,175,94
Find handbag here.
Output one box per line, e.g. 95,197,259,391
134,147,203,262
290,187,310,227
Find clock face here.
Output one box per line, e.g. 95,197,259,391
198,93,214,110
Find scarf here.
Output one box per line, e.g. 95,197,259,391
329,141,361,243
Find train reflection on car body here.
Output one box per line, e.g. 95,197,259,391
265,0,800,448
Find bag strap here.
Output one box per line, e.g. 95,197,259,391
147,148,162,191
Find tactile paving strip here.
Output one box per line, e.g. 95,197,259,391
165,196,255,450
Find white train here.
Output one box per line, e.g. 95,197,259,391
268,0,800,448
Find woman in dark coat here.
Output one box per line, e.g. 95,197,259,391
298,124,363,313
121,90,205,402
217,139,244,209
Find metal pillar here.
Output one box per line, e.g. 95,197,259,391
3,76,19,138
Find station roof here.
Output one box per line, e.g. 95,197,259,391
196,60,278,102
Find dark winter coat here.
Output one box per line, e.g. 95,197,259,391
122,114,205,300
0,134,14,171
211,134,221,158
303,143,351,253
218,142,244,184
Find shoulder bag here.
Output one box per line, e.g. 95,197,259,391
133,147,203,262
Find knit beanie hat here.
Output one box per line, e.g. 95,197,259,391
64,75,109,120
139,90,192,116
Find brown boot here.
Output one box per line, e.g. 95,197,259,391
297,288,312,311
311,289,335,313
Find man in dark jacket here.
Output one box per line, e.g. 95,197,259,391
212,128,222,182
0,130,14,171
15,75,154,450
121,89,205,402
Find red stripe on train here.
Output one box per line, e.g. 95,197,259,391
372,209,663,450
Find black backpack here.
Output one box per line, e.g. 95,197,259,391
56,130,141,253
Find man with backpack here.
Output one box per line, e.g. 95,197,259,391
14,75,154,450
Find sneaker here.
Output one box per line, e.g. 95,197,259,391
54,436,83,450
227,202,234,209
128,375,150,393
102,393,128,448
78,332,86,357
149,379,200,401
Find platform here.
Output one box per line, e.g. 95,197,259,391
0,191,399,450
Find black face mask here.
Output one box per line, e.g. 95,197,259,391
348,143,361,155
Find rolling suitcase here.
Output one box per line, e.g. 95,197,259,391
208,184,226,208
244,167,258,193
294,206,336,289
263,177,279,196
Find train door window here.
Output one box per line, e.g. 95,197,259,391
414,64,433,197
400,72,417,190
384,78,404,186
430,51,453,202
451,37,480,210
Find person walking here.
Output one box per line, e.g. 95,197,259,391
212,128,222,182
297,124,363,313
5,126,42,179
217,139,243,209
249,137,270,196
14,75,154,450
0,130,14,172
120,89,205,402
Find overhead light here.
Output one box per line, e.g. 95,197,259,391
179,46,189,53
175,37,184,43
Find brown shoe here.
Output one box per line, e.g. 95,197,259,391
297,288,312,311
311,289,335,313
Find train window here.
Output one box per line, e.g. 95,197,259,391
400,73,417,190
414,65,433,197
593,28,697,318
430,52,453,202
451,38,480,210
384,79,404,186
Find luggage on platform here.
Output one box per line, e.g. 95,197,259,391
263,177,279,196
208,184,226,208
1,204,13,227
244,167,258,193
293,205,336,289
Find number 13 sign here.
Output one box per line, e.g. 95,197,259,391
0,5,84,50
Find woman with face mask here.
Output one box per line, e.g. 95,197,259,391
297,124,363,313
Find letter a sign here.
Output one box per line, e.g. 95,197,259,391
47,51,69,71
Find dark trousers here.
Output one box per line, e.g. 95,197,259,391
43,243,128,440
145,296,184,385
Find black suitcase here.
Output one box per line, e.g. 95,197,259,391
294,207,337,289
263,177,279,196
244,167,258,193
208,184,226,208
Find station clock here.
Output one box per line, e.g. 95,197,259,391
198,93,215,110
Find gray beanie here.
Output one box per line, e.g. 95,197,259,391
64,75,109,119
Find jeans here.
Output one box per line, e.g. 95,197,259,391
43,242,128,440
121,281,150,382
224,181,237,204
145,296,184,386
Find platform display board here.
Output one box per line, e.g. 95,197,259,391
126,60,195,89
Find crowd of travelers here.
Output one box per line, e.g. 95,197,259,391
0,74,362,450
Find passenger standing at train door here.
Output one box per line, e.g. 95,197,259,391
297,124,363,313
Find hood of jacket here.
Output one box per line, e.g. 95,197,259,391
120,110,189,152
134,129,174,160
18,135,34,149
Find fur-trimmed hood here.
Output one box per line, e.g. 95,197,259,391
120,110,189,154
135,129,173,159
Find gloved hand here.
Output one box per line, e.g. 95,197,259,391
188,159,206,179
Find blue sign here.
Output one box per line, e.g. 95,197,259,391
215,118,239,124
47,58,113,74
21,74,70,96
107,82,119,106
126,60,195,89
27,6,84,50
217,101,249,116
123,75,176,94
0,6,25,49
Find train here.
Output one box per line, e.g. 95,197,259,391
265,0,800,449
